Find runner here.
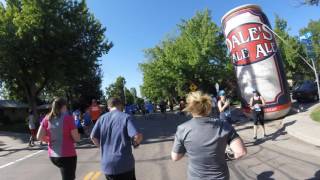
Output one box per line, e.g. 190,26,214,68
83,107,92,136
73,109,84,135
250,90,267,140
217,90,232,123
27,110,36,147
89,99,101,125
91,97,143,180
37,98,80,180
171,91,246,180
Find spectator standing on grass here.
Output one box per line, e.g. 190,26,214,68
27,110,36,147
91,97,143,180
37,98,80,180
171,91,246,180
90,99,101,125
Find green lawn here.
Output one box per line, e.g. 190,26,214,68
310,107,320,123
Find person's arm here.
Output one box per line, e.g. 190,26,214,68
133,133,143,147
127,116,143,147
218,101,223,112
171,152,184,161
68,116,80,142
71,129,80,142
249,97,253,109
37,123,46,141
229,138,247,159
227,124,247,159
260,96,266,107
90,119,101,148
171,126,186,161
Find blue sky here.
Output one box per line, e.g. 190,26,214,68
1,0,318,97
86,0,319,97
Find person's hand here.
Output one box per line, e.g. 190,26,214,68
226,99,230,106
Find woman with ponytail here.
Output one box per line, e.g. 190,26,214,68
171,91,246,180
37,98,80,180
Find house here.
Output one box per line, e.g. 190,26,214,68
0,100,29,123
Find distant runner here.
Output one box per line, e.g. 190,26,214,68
89,99,101,125
27,110,36,147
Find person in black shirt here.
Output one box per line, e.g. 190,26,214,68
249,90,266,140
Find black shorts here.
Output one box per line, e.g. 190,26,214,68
50,156,77,180
105,169,136,180
253,110,264,126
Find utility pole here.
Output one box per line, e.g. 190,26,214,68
123,79,126,105
311,58,320,102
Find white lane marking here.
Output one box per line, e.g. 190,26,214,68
0,150,44,169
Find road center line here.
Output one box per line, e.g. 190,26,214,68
84,171,95,180
0,150,44,169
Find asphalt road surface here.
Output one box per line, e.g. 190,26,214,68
1,110,320,180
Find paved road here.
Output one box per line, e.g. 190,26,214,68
1,110,320,180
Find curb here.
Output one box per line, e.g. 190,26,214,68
282,103,320,147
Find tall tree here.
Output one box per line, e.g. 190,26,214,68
300,19,320,64
0,0,112,115
274,15,312,83
140,10,232,101
105,76,126,104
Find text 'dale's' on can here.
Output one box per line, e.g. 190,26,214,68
221,4,291,120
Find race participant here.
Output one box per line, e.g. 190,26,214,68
73,109,84,135
91,97,143,180
83,107,92,136
250,90,267,140
171,91,246,180
27,110,36,147
217,90,232,123
37,98,80,180
89,99,101,125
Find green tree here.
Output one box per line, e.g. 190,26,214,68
0,0,112,115
300,19,320,64
274,15,312,83
105,76,126,104
140,10,232,101
105,76,136,105
302,0,319,6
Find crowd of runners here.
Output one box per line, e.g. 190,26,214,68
24,88,269,180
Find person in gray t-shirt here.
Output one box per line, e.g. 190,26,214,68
171,91,247,180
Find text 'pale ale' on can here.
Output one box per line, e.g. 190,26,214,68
221,4,291,120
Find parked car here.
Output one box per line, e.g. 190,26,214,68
292,80,319,102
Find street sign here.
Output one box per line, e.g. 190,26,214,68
189,83,198,92
300,32,315,59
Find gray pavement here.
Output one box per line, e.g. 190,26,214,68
0,112,320,180
283,103,320,146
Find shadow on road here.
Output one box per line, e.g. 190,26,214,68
307,170,320,180
257,171,275,180
245,120,296,147
134,113,189,145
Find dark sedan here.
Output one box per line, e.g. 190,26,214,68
292,81,319,102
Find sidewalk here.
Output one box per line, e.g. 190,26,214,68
282,103,320,147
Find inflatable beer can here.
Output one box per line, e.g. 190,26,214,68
221,4,291,119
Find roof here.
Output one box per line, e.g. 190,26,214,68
37,104,51,110
0,100,29,108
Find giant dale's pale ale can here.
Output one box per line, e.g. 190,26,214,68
221,4,291,119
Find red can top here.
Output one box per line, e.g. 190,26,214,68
221,4,262,24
